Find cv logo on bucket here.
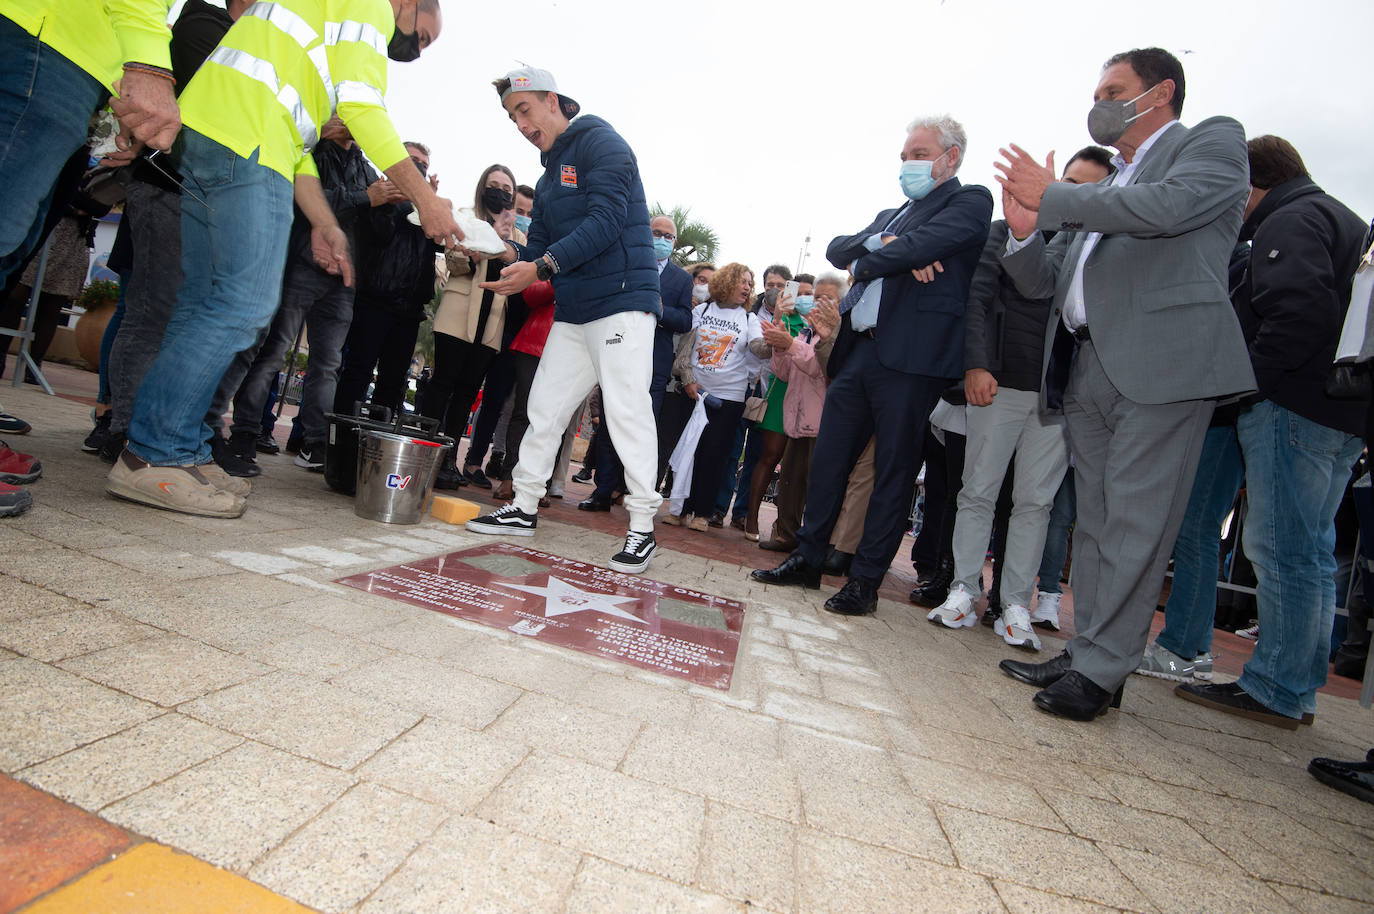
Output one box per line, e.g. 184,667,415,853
386,473,413,490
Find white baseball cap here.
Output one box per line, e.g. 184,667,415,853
497,67,580,118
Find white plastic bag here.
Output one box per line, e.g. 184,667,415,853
407,207,506,255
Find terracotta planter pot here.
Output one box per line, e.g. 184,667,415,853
73,301,116,371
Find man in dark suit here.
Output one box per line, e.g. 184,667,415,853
752,116,993,615
994,47,1255,721
580,213,693,511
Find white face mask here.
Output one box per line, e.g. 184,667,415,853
692,283,711,303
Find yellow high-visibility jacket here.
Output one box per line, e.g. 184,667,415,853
0,0,173,89
179,0,408,182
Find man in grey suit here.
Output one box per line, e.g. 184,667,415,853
992,47,1255,721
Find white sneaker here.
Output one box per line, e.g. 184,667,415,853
1029,591,1061,630
996,604,1042,651
927,585,978,629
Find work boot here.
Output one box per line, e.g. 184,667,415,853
106,448,245,518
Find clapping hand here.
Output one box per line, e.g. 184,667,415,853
804,296,840,340
994,144,1055,239
759,318,794,352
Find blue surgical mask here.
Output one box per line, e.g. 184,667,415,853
793,295,815,315
653,237,673,261
899,149,950,200
514,214,531,234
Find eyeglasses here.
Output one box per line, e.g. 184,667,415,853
651,230,676,240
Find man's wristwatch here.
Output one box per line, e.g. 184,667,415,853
535,254,556,281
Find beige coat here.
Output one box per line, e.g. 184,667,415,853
433,227,526,349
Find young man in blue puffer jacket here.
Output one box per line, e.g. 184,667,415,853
466,67,663,574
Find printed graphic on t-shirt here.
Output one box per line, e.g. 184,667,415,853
695,324,737,368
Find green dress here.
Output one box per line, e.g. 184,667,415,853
757,311,807,434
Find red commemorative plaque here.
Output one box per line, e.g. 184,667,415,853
335,543,745,690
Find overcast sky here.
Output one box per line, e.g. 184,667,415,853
200,0,1374,278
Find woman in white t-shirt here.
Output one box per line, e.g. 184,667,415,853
664,262,771,530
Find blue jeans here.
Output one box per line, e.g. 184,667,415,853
127,130,294,466
1035,469,1076,594
0,16,106,277
1156,424,1244,658
1235,401,1363,719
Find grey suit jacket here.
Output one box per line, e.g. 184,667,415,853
1000,116,1257,406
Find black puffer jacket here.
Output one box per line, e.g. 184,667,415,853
1236,176,1369,436
285,139,374,274
355,200,440,313
963,220,1053,392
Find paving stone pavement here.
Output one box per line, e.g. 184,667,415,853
3,382,1374,912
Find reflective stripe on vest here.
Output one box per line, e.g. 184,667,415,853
325,19,387,56
207,46,319,150
336,80,384,108
242,2,336,119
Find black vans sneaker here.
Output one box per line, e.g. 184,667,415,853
466,503,537,536
608,529,656,574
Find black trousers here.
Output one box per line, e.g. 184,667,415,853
505,349,541,473
687,397,746,517
335,297,422,415
466,348,516,467
423,332,496,442
657,389,694,488
797,336,946,586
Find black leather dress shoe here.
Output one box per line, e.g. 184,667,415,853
824,579,878,616
821,546,853,576
1308,750,1374,804
999,651,1072,688
578,496,612,512
750,553,821,589
1032,671,1122,721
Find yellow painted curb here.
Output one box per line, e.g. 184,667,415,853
22,843,314,913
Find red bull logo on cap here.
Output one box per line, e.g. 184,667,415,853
513,75,531,89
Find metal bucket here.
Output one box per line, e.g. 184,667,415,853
354,428,452,524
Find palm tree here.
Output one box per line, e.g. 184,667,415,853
651,203,719,267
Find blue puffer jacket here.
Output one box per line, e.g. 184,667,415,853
521,115,660,324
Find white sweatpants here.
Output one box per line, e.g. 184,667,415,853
512,311,663,531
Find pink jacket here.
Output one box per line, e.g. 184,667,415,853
770,333,834,438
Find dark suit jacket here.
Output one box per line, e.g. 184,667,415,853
826,179,993,378
658,261,694,334
653,260,694,381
